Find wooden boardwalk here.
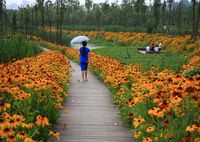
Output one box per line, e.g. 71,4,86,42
49,61,134,142
39,45,134,142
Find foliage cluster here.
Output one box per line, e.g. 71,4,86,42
0,51,70,141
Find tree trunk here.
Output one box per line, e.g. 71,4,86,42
12,12,17,35
46,5,52,42
191,0,196,40
25,9,28,38
194,1,200,40
35,5,38,37
56,1,59,43
42,7,45,39
177,0,182,33
59,1,63,44
136,9,139,31
31,8,34,38
0,0,4,36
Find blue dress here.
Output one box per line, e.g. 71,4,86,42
79,47,90,71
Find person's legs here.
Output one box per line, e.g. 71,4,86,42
85,71,88,81
80,62,85,81
82,71,85,81
80,61,88,82
85,62,88,81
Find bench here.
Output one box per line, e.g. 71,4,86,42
137,48,166,54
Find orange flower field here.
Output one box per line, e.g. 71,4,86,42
55,29,199,56
0,51,70,141
35,37,200,141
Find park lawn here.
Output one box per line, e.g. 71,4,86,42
91,39,188,73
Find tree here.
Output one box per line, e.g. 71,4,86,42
153,0,161,32
56,0,59,42
36,0,45,38
34,4,38,36
12,11,17,35
0,0,5,36
176,0,183,33
45,0,53,41
85,0,93,29
85,0,92,13
59,0,65,42
191,0,200,40
93,4,103,30
162,0,167,25
168,0,173,25
101,1,110,25
134,0,146,30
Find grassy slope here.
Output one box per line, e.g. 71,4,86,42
91,39,188,73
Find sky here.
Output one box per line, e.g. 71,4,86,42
6,0,122,9
6,0,187,9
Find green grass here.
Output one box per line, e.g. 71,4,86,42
91,39,188,73
0,37,42,63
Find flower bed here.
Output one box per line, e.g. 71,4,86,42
0,51,70,141
61,30,200,56
34,37,200,141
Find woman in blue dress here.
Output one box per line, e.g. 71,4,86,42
79,41,91,82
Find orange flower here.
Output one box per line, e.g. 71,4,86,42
134,131,141,138
35,115,49,127
146,127,154,132
0,127,14,138
16,131,28,139
6,135,16,142
143,137,153,142
0,103,11,112
186,124,198,133
49,131,60,141
133,116,145,128
24,138,36,142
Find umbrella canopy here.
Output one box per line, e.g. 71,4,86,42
71,36,90,44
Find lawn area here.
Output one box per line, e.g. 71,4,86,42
91,39,188,73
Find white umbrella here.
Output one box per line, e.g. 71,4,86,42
70,36,90,44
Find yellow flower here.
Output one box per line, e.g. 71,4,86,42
35,115,49,127
24,138,36,142
143,137,153,142
186,124,198,133
133,116,145,128
134,131,141,138
0,103,11,112
194,138,200,142
146,127,154,132
16,131,28,139
0,127,14,138
49,131,60,141
6,135,16,142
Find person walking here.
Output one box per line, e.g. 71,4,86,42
79,41,91,82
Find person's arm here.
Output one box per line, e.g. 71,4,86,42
88,48,92,64
89,52,92,64
79,48,81,61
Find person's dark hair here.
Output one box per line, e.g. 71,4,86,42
81,41,87,55
82,41,87,47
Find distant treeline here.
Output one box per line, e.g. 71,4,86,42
0,0,199,42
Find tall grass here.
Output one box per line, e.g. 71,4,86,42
32,30,72,46
63,25,192,35
0,37,42,63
